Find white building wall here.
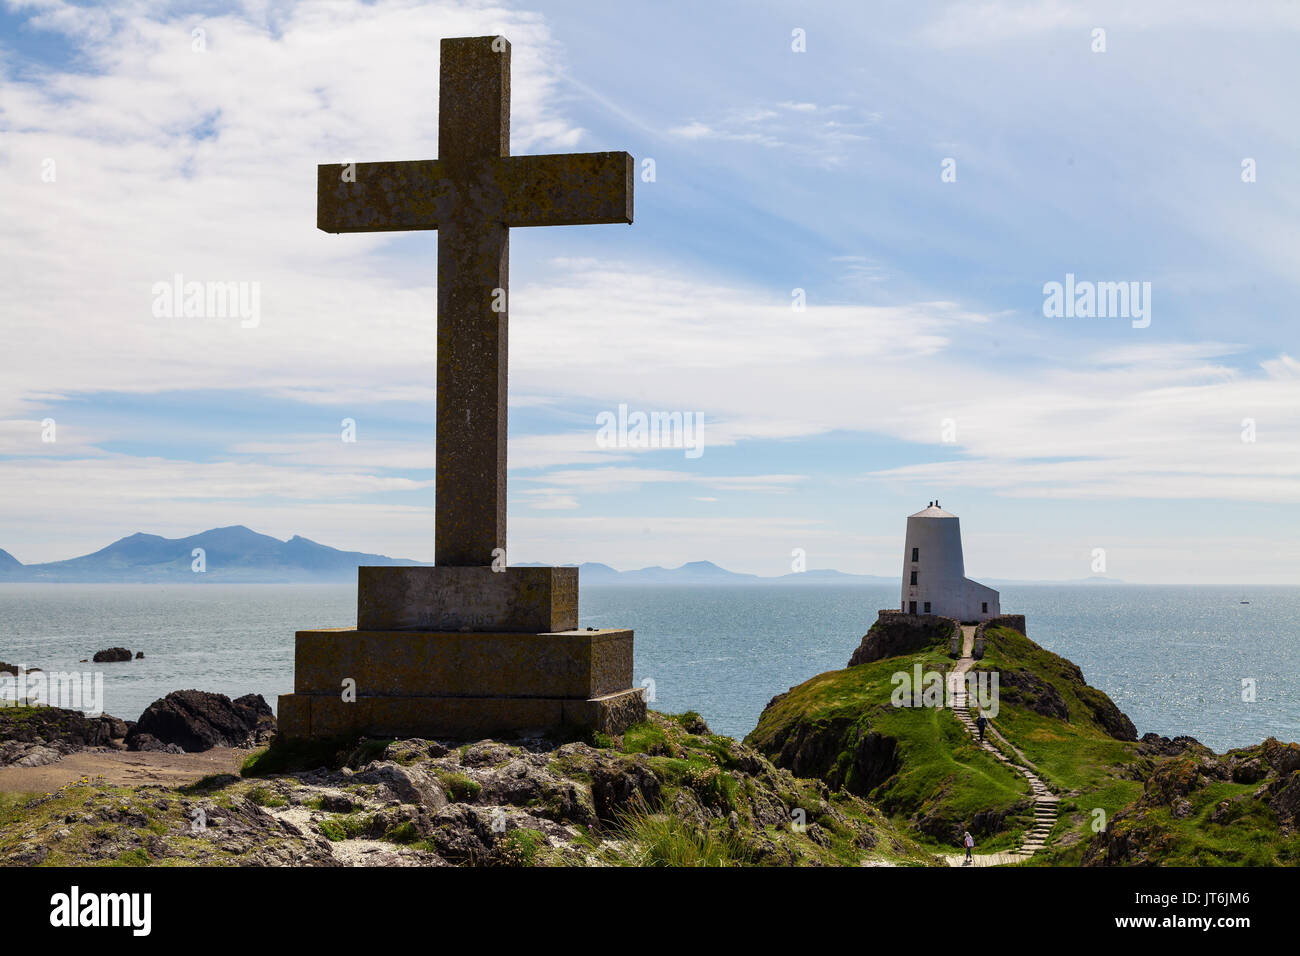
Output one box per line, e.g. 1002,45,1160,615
899,505,1000,622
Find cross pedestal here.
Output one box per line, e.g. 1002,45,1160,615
278,566,644,739
276,36,644,740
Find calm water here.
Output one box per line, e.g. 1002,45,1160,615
0,583,1296,752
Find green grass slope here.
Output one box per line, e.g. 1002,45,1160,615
747,624,1033,853
749,617,1300,865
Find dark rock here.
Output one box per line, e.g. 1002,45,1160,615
92,648,133,663
0,704,123,764
1209,800,1232,824
1231,757,1268,784
1143,756,1204,805
805,822,830,847
848,612,959,667
129,733,184,755
995,667,1070,722
676,712,711,735
1139,733,1205,757
459,741,513,767
356,761,447,812
125,690,277,752
1268,772,1300,829
589,755,662,823
429,804,498,863
761,714,900,798
669,788,709,831
319,793,354,813
1262,738,1300,776
135,651,145,660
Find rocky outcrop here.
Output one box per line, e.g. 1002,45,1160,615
92,648,133,663
125,690,276,753
0,713,937,867
0,705,128,767
757,714,900,797
1138,732,1206,758
996,667,1070,722
847,612,960,667
589,753,662,822
1082,737,1300,865
1262,737,1300,776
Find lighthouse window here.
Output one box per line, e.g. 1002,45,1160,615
923,602,931,613
910,571,917,585
982,602,988,613
908,601,917,614
911,547,918,562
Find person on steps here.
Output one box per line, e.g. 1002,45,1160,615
963,830,974,864
975,712,988,742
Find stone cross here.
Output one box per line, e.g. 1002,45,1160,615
317,35,633,566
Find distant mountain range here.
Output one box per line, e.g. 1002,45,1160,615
520,561,902,586
0,526,420,582
0,526,1128,585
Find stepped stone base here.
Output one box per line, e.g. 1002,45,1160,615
277,624,643,740
277,686,645,740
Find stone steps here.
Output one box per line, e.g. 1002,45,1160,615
948,652,1061,862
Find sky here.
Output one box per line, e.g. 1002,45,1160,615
1,0,1298,584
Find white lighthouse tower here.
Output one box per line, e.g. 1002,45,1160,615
900,501,999,622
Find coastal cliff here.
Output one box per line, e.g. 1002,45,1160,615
746,612,1300,865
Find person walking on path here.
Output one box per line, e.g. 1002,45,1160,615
963,830,974,864
975,713,988,742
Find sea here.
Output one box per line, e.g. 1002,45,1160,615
0,583,1296,753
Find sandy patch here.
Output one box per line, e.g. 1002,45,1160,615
0,746,252,793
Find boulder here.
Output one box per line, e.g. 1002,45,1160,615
429,804,498,863
92,648,133,663
135,651,145,660
356,761,448,812
98,715,129,740
129,733,185,755
125,690,277,752
589,755,662,823
1262,737,1300,776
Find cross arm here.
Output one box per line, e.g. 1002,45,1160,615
317,150,634,234
317,160,451,233
502,151,633,227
